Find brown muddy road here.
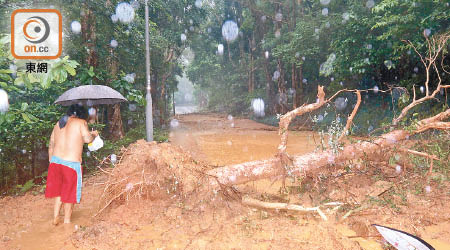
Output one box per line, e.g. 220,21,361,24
1,113,449,249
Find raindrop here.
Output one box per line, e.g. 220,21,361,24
407,50,412,55
22,149,27,154
125,183,133,191
88,107,96,116
274,29,281,38
317,114,324,122
227,115,233,121
302,78,307,84
222,20,239,42
373,85,379,93
320,0,331,5
425,185,431,193
330,77,334,81
189,26,195,32
302,56,305,61
413,67,418,73
394,154,400,161
116,2,135,24
368,125,374,132
189,19,193,25
261,15,267,23
227,141,232,146
207,27,212,33
420,86,424,93
111,14,118,23
384,60,393,69
251,98,265,117
336,116,341,123
180,33,187,42
217,44,224,55
123,73,135,83
86,151,91,157
265,51,269,59
395,165,402,174
335,97,347,111
295,52,300,58
340,81,343,86
71,21,81,34
9,64,17,74
111,154,117,164
366,44,372,50
129,103,137,111
342,12,350,21
0,89,9,113
424,28,431,37
184,93,193,102
194,0,203,8
349,67,353,72
273,71,280,80
440,89,444,95
130,0,140,9
110,39,118,48
275,12,283,22
314,28,320,34
230,122,235,128
170,119,179,128
128,119,133,125
364,58,370,63
322,8,329,16
325,22,330,28
366,0,375,9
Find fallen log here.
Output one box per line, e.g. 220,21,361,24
207,109,450,186
242,196,329,221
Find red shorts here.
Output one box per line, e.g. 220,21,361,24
45,156,82,204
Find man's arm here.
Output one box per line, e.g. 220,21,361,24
48,128,55,162
80,120,98,143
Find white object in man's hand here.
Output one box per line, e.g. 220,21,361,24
88,136,104,151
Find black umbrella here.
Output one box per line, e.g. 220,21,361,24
54,85,127,106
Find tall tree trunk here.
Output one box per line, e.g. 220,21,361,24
109,104,124,139
297,65,303,106
248,38,253,93
277,59,287,114
264,56,273,113
292,63,297,108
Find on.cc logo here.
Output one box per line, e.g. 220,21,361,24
11,9,62,59
23,16,50,44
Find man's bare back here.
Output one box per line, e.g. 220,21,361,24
49,116,98,162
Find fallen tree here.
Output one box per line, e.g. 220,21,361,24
207,32,450,187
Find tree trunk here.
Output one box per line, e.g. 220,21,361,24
108,104,124,139
297,65,303,105
292,63,297,108
264,56,273,113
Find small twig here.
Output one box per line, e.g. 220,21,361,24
339,90,361,141
242,196,336,221
399,148,439,175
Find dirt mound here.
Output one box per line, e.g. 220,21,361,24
96,140,217,216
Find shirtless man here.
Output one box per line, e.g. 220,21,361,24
45,104,98,225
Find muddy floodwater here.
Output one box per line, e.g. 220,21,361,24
169,113,318,165
1,113,449,250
